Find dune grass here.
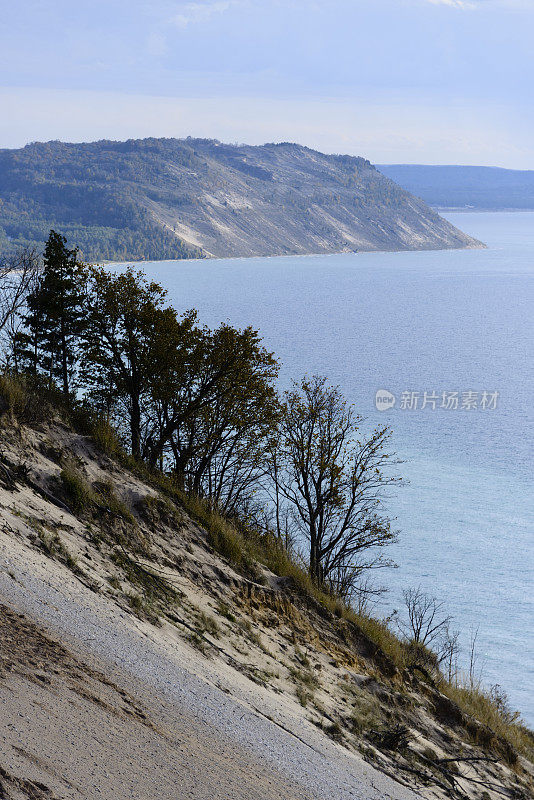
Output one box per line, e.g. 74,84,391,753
444,682,534,762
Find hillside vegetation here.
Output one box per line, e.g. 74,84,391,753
0,138,481,261
0,386,533,800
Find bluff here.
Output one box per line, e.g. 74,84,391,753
0,138,481,261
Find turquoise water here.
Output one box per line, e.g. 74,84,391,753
136,212,534,725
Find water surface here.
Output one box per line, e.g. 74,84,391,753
135,212,534,724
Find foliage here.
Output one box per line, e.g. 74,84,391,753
161,324,280,513
81,265,183,458
78,265,280,486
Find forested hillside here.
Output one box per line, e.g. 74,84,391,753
0,138,480,261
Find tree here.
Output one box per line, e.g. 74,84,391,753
20,231,86,395
82,266,195,460
269,376,400,592
398,587,452,647
0,248,40,335
164,326,280,513
82,267,279,478
439,624,461,684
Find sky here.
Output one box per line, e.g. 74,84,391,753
0,0,532,167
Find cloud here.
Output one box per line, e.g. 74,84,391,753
171,1,239,29
424,0,476,8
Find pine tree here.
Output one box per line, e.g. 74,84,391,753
22,230,86,396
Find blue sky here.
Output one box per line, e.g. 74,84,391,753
1,0,532,166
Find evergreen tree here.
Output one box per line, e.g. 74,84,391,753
21,230,86,395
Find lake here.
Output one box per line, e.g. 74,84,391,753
134,211,534,725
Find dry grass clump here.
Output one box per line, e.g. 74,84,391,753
110,550,180,616
342,684,384,735
59,467,134,525
296,685,312,706
93,479,135,523
345,611,409,670
215,600,236,622
37,529,80,573
89,415,125,457
197,611,220,639
0,373,63,424
0,374,28,417
137,493,179,526
289,666,320,690
444,682,534,763
289,663,320,706
59,467,95,514
186,632,210,655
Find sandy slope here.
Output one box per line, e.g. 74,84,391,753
0,607,308,800
0,533,420,800
1,419,530,800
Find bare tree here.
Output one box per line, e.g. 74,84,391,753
0,248,40,336
269,376,401,591
438,624,461,684
489,684,520,725
398,587,452,647
345,577,387,616
467,626,486,690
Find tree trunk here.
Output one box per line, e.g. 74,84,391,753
310,536,319,583
130,393,141,460
60,315,69,396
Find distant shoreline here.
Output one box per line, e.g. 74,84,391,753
100,239,487,267
437,206,534,212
